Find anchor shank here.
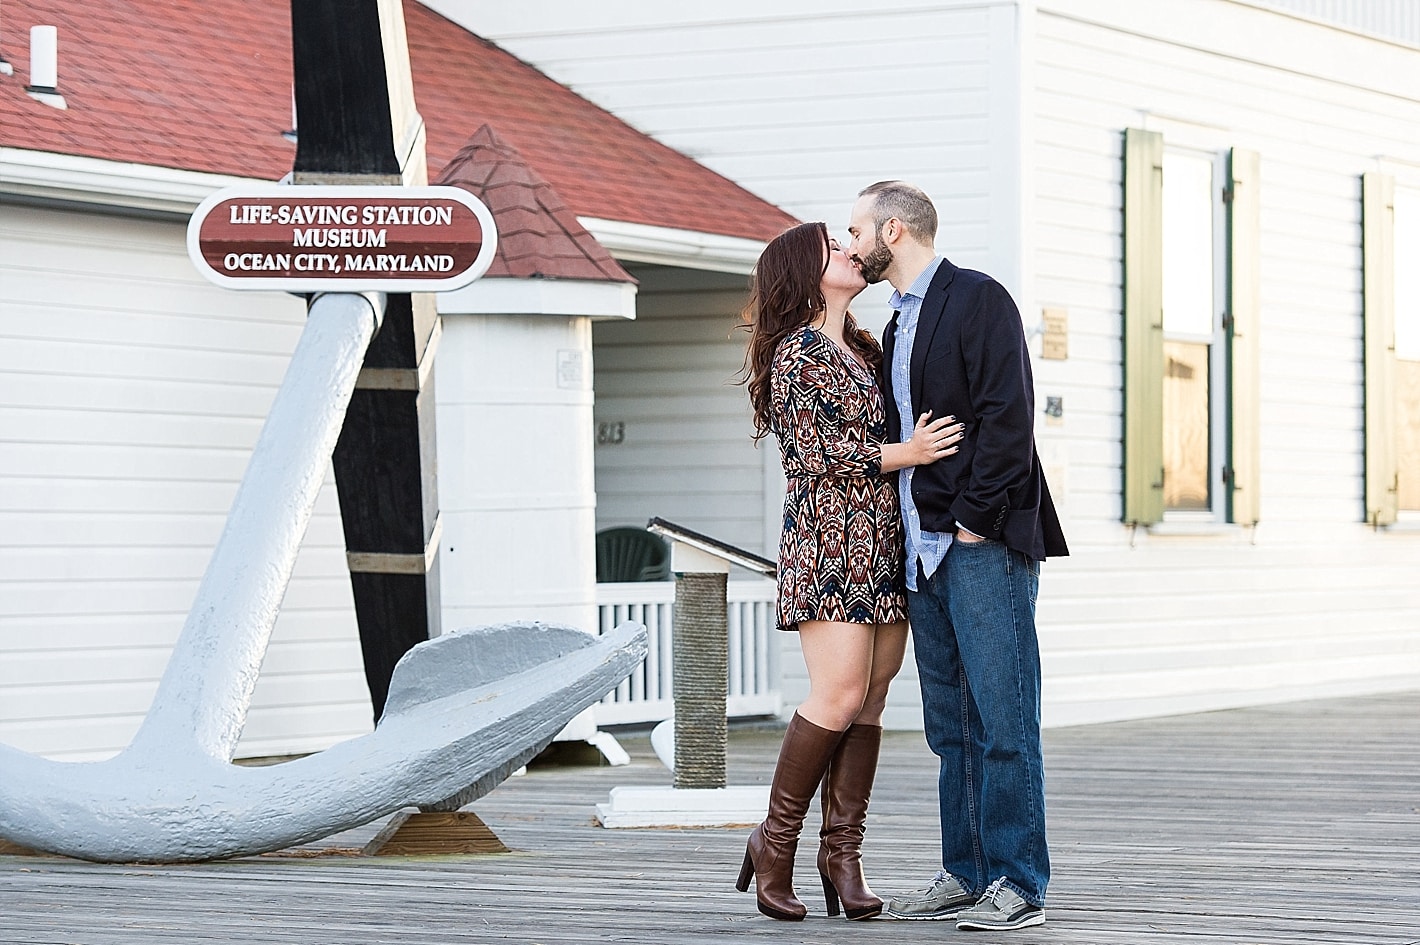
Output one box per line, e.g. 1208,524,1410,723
129,292,385,761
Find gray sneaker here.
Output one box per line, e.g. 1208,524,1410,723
883,870,977,920
955,877,1045,931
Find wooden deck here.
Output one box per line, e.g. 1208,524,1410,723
4,691,1418,944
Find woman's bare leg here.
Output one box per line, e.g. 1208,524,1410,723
796,620,875,731
854,620,908,725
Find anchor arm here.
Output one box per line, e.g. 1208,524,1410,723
127,292,385,763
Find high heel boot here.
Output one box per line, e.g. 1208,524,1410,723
735,713,844,920
816,723,884,920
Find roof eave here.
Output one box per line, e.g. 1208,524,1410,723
0,147,261,218
438,276,636,320
578,217,765,275
1,150,768,274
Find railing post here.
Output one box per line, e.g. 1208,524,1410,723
670,562,729,790
593,519,777,828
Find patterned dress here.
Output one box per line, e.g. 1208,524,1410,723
770,327,907,632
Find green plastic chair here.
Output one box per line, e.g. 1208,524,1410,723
595,527,671,582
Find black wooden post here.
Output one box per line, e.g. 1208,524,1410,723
290,0,441,719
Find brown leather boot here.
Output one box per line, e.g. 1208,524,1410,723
735,713,844,920
816,723,884,920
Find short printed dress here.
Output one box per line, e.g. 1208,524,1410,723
770,327,907,632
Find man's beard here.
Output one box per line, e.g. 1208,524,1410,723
855,243,893,284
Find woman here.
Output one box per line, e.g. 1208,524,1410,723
735,221,961,921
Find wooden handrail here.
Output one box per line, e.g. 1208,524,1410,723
646,517,777,577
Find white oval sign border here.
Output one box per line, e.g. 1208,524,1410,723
186,184,499,293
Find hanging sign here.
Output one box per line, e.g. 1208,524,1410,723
187,185,498,292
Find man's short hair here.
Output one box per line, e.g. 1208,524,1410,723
859,180,938,247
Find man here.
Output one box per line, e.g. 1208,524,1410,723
846,181,1068,932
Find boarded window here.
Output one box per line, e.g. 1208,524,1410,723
1124,131,1259,525
1395,186,1420,512
1161,149,1226,518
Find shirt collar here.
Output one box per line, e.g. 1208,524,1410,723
889,256,944,310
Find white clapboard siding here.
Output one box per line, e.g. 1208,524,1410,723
592,264,772,555
466,0,1021,728
1023,0,1420,722
0,204,372,761
447,0,1009,274
464,0,1420,728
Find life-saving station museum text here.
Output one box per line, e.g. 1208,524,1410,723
221,202,461,274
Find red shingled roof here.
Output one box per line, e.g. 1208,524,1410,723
437,125,635,283
0,0,795,242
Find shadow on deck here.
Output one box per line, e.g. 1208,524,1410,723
4,691,1418,944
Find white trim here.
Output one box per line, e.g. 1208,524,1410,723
0,148,257,216
1227,0,1420,51
595,785,770,829
1144,521,1251,540
987,0,1027,302
669,542,732,575
1042,0,1420,101
577,216,766,274
438,276,637,318
25,89,68,110
1014,0,1038,317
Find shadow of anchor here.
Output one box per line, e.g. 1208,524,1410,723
0,293,647,862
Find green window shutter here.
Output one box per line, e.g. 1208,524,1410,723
1123,128,1165,525
1227,148,1262,526
1362,171,1398,526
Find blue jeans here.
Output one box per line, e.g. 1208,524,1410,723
908,538,1049,906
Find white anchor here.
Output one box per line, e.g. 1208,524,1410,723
0,292,647,862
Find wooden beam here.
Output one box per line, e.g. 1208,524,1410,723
362,810,508,856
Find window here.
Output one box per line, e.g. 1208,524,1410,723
1395,187,1420,515
1161,150,1225,514
1123,129,1261,526
1365,174,1420,523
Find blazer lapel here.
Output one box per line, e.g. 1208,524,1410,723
909,258,957,408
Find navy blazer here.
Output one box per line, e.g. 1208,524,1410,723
881,258,1068,561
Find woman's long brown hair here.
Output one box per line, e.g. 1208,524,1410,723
738,222,882,443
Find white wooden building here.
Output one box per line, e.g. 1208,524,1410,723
442,0,1420,727
3,0,1417,765
0,0,789,761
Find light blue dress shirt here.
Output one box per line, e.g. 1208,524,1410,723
891,257,950,591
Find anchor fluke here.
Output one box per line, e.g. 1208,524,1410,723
0,620,646,862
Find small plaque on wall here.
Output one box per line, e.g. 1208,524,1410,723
1041,308,1069,360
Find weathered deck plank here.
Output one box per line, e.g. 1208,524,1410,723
2,691,1418,944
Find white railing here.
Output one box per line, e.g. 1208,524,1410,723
594,579,782,725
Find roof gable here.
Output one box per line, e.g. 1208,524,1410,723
438,124,634,283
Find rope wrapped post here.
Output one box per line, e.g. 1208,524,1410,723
671,569,728,790
652,519,776,791
595,519,777,827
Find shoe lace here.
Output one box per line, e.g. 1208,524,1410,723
907,869,953,896
981,877,1009,904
